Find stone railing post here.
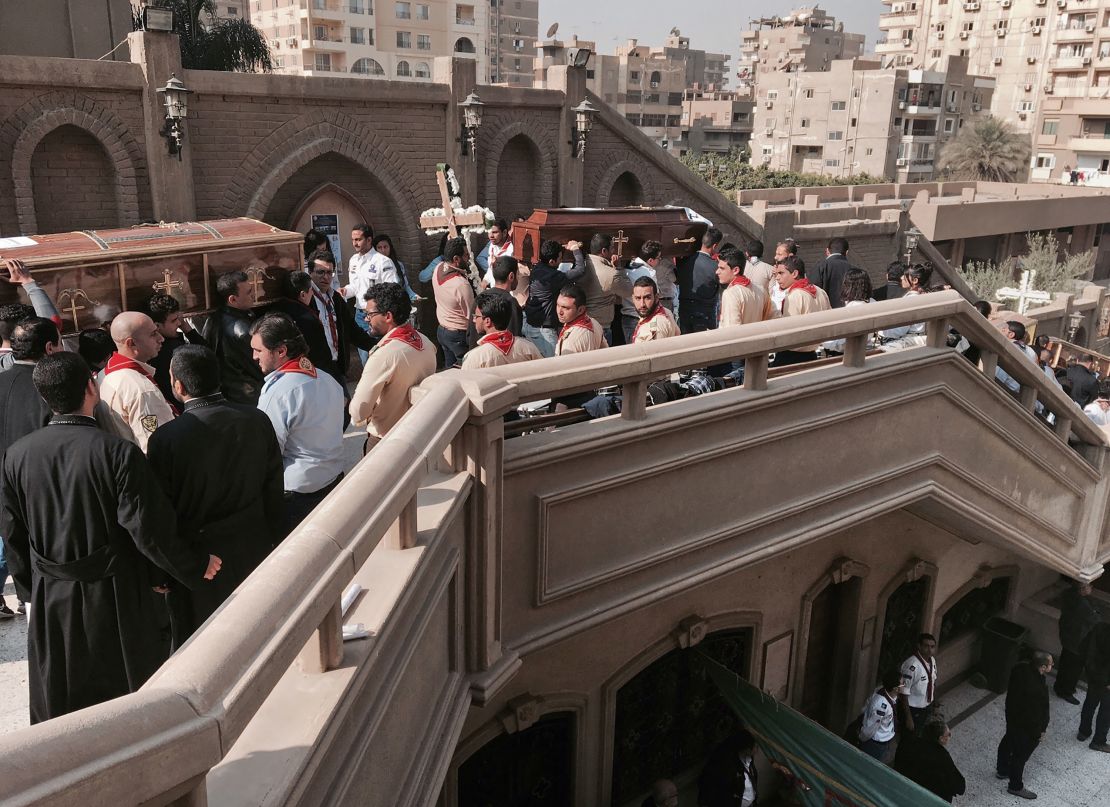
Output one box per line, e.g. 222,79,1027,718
299,600,343,674
128,31,197,223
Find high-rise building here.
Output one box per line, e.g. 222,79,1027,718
535,32,746,154
489,0,537,86
875,0,1110,186
248,0,487,80
749,55,994,180
739,7,865,91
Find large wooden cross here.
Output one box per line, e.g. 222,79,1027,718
997,270,1051,315
419,164,486,237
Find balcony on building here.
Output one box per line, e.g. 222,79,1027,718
1050,55,1093,70
875,37,914,54
455,4,476,26
880,8,921,28
301,0,349,18
454,36,477,57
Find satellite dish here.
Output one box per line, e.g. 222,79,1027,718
546,22,559,38
670,27,681,36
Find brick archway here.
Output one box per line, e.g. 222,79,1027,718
227,111,423,263
593,160,657,208
6,94,143,234
481,119,556,215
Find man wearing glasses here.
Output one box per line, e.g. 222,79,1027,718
306,249,375,387
349,283,436,453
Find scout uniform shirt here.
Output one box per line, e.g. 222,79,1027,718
719,276,775,327
98,353,176,453
780,279,832,352
859,689,898,743
631,305,681,343
901,652,937,709
349,323,436,440
555,313,606,356
461,331,543,369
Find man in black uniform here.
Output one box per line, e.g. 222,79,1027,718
147,346,284,649
0,352,221,722
1055,580,1100,704
676,227,722,334
996,650,1053,800
1066,354,1100,409
201,271,264,404
810,237,853,309
0,318,59,460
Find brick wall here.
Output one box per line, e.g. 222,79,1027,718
31,125,120,232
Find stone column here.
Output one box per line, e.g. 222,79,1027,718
434,57,478,206
129,31,197,223
547,66,586,207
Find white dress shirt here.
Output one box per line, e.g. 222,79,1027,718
346,248,400,308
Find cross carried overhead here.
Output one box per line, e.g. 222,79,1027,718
419,163,485,237
997,270,1051,315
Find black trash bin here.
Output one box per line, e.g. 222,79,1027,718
980,616,1030,694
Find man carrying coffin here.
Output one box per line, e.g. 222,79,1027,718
147,346,284,648
0,352,222,722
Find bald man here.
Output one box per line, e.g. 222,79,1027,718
641,779,679,807
99,311,176,451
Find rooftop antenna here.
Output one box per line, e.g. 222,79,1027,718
546,22,559,39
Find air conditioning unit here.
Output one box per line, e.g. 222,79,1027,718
994,56,1003,64
896,158,909,166
287,37,297,46
1027,55,1037,63
1001,0,1011,6
1044,83,1055,93
765,100,774,108
1032,25,1042,34
1019,111,1028,120
964,1,980,9
1087,24,1097,33
973,102,982,111
898,100,907,109
997,28,1007,37
959,31,970,40
937,31,945,39
1083,55,1092,65
1057,0,1067,7
1024,83,1033,91
947,103,959,112
892,3,905,12
902,38,913,46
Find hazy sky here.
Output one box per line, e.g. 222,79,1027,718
539,1,882,66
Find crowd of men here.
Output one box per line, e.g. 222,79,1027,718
1,214,1108,807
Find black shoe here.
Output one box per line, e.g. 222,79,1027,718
1007,787,1037,799
16,601,24,615
1057,692,1081,705
1090,742,1110,753
1079,730,1092,742
0,604,14,619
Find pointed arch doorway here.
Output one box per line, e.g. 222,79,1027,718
288,183,372,282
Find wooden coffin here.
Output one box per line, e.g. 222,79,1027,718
0,219,303,334
511,207,709,266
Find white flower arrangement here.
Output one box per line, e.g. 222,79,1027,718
420,203,497,238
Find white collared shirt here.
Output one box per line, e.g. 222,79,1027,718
346,248,400,308
900,653,937,708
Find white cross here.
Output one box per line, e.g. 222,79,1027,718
996,270,1052,315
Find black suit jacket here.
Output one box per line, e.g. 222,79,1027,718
894,736,966,803
1005,661,1050,737
201,307,264,405
1066,364,1100,408
811,253,852,308
310,289,374,376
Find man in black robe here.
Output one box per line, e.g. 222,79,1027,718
0,318,58,459
201,270,264,405
0,352,222,723
144,292,208,404
147,345,284,648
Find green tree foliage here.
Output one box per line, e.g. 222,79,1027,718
936,116,1031,183
680,147,888,195
133,1,273,72
962,231,1093,306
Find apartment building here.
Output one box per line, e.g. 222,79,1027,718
250,0,487,80
674,87,754,156
749,55,994,180
489,0,537,86
536,32,743,152
739,6,865,90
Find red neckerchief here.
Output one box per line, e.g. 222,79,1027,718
479,330,515,356
379,324,425,351
312,287,338,350
781,279,818,313
276,356,317,378
915,653,935,703
559,313,593,340
435,261,466,285
728,275,751,288
631,305,665,342
104,352,180,415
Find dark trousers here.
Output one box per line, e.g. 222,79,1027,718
437,326,468,369
1080,683,1110,743
621,313,638,344
679,305,716,335
282,473,344,538
996,730,1039,790
771,349,819,367
1056,648,1084,697
909,704,933,735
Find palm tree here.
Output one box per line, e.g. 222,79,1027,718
133,1,272,73
937,116,1031,183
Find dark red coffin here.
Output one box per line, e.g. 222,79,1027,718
511,207,710,266
0,218,303,334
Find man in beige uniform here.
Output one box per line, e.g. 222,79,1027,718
349,283,436,451
555,284,606,356
717,248,775,326
99,311,176,452
630,277,680,343
462,290,543,369
582,233,632,345
770,255,831,367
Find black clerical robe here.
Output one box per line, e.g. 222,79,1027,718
147,394,284,648
0,416,210,723
0,362,50,464
150,329,208,404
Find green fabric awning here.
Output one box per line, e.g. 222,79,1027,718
700,654,949,807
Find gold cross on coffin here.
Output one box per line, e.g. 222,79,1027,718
419,165,486,238
611,229,630,263
246,267,272,301
152,268,186,298
56,288,100,333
